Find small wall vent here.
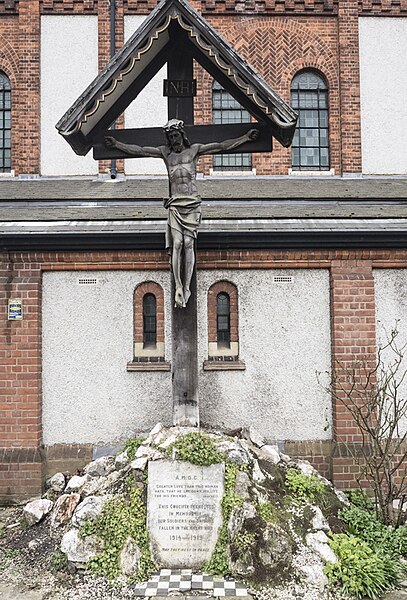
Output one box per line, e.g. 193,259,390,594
273,276,293,283
78,278,98,285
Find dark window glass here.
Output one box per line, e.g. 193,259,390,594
291,71,329,171
143,293,156,346
0,72,11,173
217,292,230,346
212,81,251,171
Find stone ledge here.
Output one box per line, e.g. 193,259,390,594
203,359,246,371
127,361,171,372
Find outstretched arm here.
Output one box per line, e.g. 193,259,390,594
196,128,259,156
105,136,163,158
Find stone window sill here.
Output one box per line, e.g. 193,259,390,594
203,358,246,371
127,360,171,372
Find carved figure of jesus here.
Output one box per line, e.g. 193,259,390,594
105,119,259,308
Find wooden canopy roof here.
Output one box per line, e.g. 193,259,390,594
56,0,297,156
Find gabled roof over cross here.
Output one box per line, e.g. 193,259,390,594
56,0,297,158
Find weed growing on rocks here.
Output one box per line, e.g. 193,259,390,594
285,469,325,503
205,463,244,575
80,487,155,582
121,438,145,461
167,431,224,466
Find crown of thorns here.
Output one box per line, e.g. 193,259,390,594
163,119,184,132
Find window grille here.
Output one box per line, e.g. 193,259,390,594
291,71,329,171
143,293,157,347
217,292,230,346
212,81,251,171
0,72,11,173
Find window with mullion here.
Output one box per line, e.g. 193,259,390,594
143,293,157,347
291,71,329,171
0,73,11,173
212,81,252,171
217,292,230,346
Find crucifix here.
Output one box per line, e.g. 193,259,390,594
100,42,263,428
56,1,297,429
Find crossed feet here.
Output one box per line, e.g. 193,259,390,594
175,287,191,309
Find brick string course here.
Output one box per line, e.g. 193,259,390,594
1,249,407,501
0,0,403,175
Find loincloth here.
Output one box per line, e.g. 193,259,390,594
164,195,202,251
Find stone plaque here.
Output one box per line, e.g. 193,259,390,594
147,460,224,568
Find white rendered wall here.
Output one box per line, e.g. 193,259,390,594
43,268,332,446
41,16,98,176
374,270,407,435
359,18,407,175
124,16,167,176
197,269,332,441
42,271,172,445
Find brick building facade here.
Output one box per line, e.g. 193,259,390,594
1,0,407,502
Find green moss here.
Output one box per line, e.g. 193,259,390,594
50,549,68,572
80,486,156,581
257,501,275,523
204,463,244,575
166,432,224,466
232,530,256,553
121,437,145,461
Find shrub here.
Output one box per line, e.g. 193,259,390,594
340,505,407,557
167,432,224,466
345,489,374,512
325,534,401,599
285,468,325,503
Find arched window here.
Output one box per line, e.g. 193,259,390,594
291,71,329,171
143,293,157,347
128,282,170,370
212,81,251,171
217,292,230,347
0,72,11,173
205,281,245,371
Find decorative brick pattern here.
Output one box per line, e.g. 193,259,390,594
40,0,97,12
0,1,18,14
0,0,403,175
195,16,340,175
359,0,407,15
201,0,338,14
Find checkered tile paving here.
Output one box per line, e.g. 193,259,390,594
131,569,248,596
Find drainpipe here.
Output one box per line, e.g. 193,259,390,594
109,0,117,179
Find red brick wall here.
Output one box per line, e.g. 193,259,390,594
196,15,340,175
0,0,402,175
338,0,362,173
2,248,407,499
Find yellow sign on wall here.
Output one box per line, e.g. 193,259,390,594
8,299,23,320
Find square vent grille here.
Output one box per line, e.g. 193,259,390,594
273,276,293,283
78,278,98,285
